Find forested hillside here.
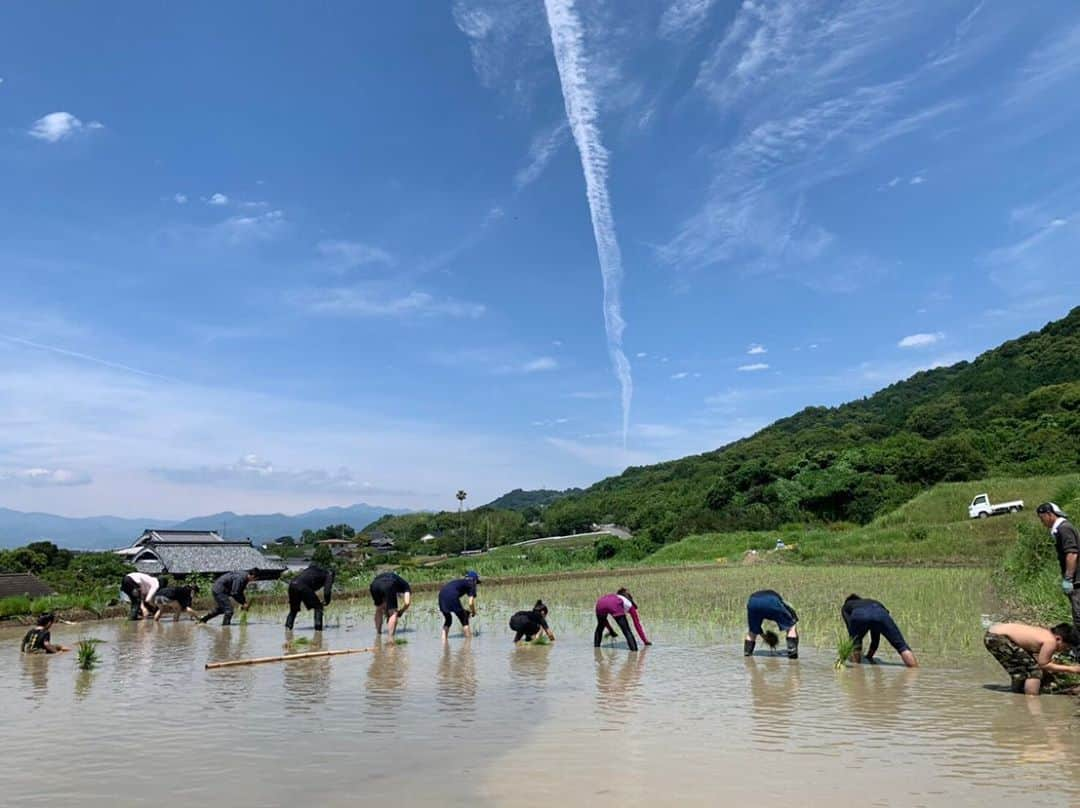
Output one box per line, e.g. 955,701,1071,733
372,308,1080,552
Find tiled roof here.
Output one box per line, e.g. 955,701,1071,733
131,541,286,577
0,573,56,599
137,529,223,545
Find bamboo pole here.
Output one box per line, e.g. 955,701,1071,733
205,646,375,669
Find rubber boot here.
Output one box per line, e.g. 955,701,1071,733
313,609,324,631
786,636,799,660
285,611,297,630
743,638,756,657
222,614,232,626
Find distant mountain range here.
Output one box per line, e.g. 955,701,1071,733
0,503,409,550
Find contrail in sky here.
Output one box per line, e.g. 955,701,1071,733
0,333,177,382
543,0,633,447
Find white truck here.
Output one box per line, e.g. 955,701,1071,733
968,493,1024,519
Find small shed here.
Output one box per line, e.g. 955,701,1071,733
131,539,286,580
0,573,56,599
420,533,437,543
367,530,396,552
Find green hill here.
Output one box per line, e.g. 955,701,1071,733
482,488,581,511
540,307,1080,544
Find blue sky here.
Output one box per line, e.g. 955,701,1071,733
2,1,1078,519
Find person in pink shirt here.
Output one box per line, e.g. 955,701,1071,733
594,588,651,651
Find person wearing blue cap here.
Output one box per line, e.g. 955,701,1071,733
1038,502,1080,625
439,571,480,641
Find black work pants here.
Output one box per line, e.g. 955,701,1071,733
594,614,637,651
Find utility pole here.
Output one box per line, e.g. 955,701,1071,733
456,490,467,553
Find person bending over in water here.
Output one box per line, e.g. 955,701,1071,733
153,585,200,622
594,588,651,651
370,571,412,639
984,622,1080,695
509,600,556,643
285,563,335,632
121,571,160,620
199,569,257,626
21,613,69,654
841,594,918,668
744,589,800,659
439,571,480,641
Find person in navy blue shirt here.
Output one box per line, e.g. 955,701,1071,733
842,594,918,668
439,571,479,641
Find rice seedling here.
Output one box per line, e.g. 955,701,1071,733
530,634,550,646
763,631,779,652
393,637,409,645
76,638,103,670
239,610,249,626
835,635,856,671
291,636,311,647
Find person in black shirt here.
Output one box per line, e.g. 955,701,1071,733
153,585,200,622
841,594,918,668
285,563,335,631
369,571,411,639
509,600,555,643
199,569,257,625
20,613,69,654
1038,502,1080,626
439,571,479,641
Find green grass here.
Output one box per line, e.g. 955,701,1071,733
0,592,109,620
872,474,1077,527
488,565,993,656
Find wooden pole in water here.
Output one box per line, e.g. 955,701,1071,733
205,647,375,669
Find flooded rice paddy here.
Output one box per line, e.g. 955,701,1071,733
3,567,1080,807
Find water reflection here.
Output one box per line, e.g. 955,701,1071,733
282,634,330,712
436,641,477,722
593,647,647,725
747,657,801,750
366,640,410,727
20,655,50,702
206,625,256,711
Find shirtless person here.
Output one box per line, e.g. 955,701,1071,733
984,622,1080,695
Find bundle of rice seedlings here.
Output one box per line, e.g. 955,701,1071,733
763,631,780,653
77,639,103,671
835,635,856,671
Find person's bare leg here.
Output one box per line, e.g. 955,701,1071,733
1024,676,1042,696
787,627,798,638
900,650,919,668
464,623,473,639
153,608,163,622
387,610,399,639
374,605,385,635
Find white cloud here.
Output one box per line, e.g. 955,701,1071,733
0,467,92,487
28,112,103,143
208,193,229,206
659,0,717,40
217,209,285,244
294,287,486,319
152,454,410,496
545,437,653,468
565,391,610,400
747,343,767,355
1006,21,1080,106
519,356,558,373
635,352,647,358
173,193,188,205
897,331,944,348
514,120,569,189
317,239,394,270
909,175,926,185
737,363,769,372
670,371,689,380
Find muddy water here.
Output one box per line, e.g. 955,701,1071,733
3,597,1080,807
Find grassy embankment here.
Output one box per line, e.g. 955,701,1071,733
646,475,1077,568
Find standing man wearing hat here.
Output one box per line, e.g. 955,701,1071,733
1038,503,1080,626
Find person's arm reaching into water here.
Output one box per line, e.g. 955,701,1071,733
323,569,335,606
1037,638,1080,675
865,629,881,661
628,607,651,646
